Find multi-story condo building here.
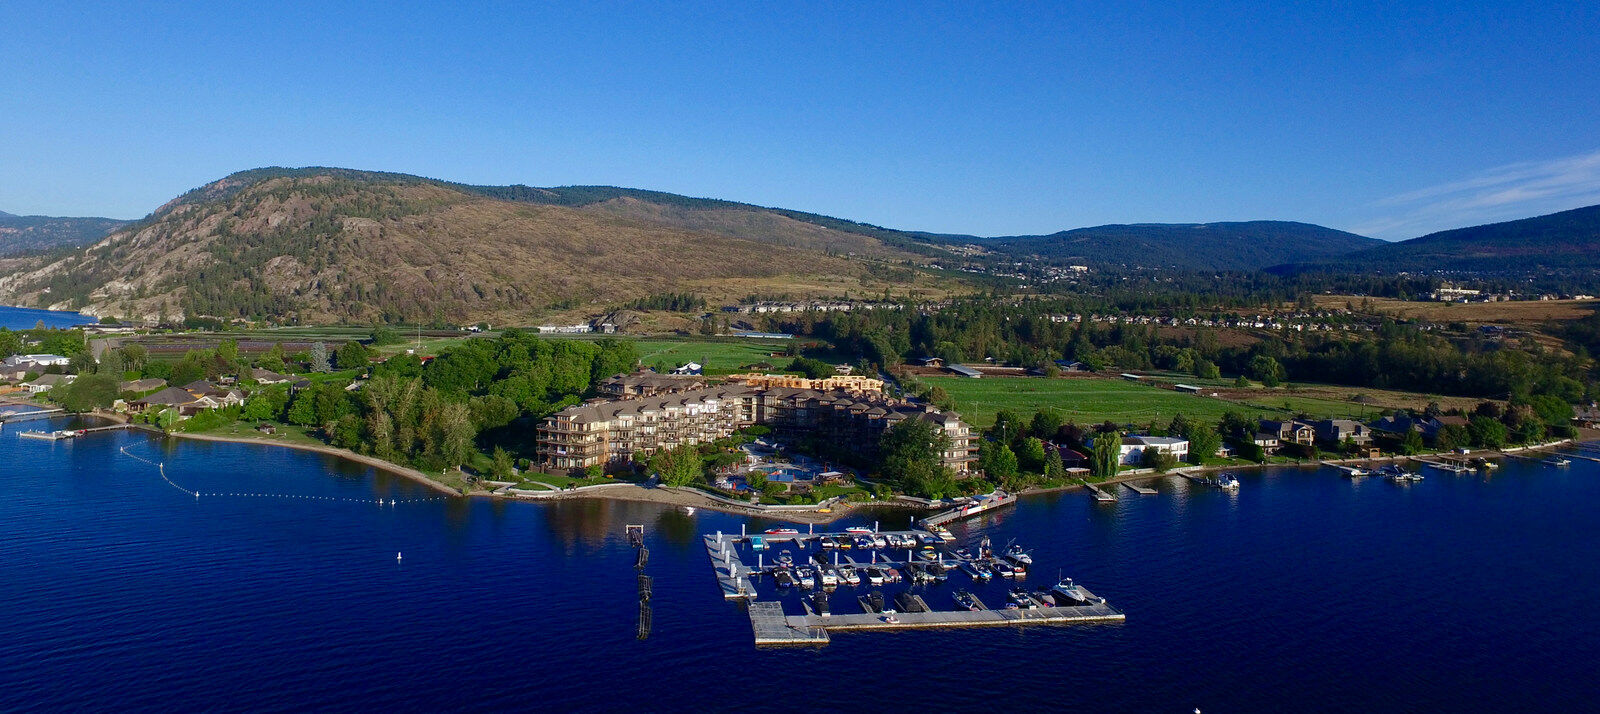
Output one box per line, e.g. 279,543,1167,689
537,383,976,475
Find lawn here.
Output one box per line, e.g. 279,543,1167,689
923,375,1390,429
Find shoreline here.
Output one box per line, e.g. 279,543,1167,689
123,425,1595,524
164,432,462,497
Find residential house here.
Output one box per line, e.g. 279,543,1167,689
914,356,945,368
3,354,70,368
1260,419,1315,446
118,378,167,393
1105,435,1190,465
248,368,292,384
24,373,75,393
1575,404,1600,428
1251,433,1281,455
1314,419,1373,447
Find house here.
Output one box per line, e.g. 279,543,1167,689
24,373,75,393
130,386,203,414
1575,404,1600,428
118,378,167,393
1054,360,1090,372
1251,433,1281,454
1046,443,1089,467
1369,413,1420,435
833,364,854,375
945,365,983,378
1421,415,1469,441
3,354,70,368
1102,435,1189,465
1260,419,1315,446
671,362,704,376
915,356,946,368
1314,419,1373,446
248,367,292,384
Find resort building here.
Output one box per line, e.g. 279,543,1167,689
537,383,975,475
596,370,707,398
725,373,884,393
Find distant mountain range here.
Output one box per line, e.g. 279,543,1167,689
1293,204,1600,274
0,210,126,257
987,222,1383,271
2,165,1597,323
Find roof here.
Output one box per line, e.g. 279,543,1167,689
1131,435,1188,447
138,386,201,406
118,378,167,392
946,365,983,377
27,374,72,386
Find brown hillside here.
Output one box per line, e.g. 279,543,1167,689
0,171,942,325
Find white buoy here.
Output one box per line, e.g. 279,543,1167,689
396,552,403,561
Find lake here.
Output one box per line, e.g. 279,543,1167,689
1,412,1595,712
0,304,92,330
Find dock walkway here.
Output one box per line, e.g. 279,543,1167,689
1121,481,1156,495
703,534,756,599
1084,481,1117,502
749,601,829,645
786,598,1124,633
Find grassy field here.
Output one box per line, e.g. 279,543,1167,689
924,375,1393,428
1312,295,1600,325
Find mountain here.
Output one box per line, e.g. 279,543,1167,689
1310,204,1600,274
0,211,127,257
988,221,1382,271
0,168,947,324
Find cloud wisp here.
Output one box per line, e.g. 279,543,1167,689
1354,150,1600,240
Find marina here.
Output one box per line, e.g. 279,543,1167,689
704,526,1124,646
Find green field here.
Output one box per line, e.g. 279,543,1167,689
923,376,1377,428
631,339,796,375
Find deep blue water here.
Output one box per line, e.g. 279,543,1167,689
2,413,1597,712
0,304,91,330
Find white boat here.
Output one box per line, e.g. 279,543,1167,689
1052,577,1089,604
797,567,816,589
992,560,1017,578
845,526,873,535
1004,544,1033,567
931,525,956,542
818,567,839,588
838,565,861,586
1216,474,1241,490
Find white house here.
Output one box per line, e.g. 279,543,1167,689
4,354,70,368
1116,435,1189,465
671,362,703,376
24,373,76,394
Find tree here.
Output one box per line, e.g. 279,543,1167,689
1400,429,1425,455
1248,355,1285,388
1043,448,1066,481
309,342,331,373
1018,437,1047,473
243,388,288,421
1434,424,1468,451
491,446,516,479
1141,447,1177,472
336,341,371,371
1466,416,1508,449
286,391,318,427
53,374,118,412
583,463,604,480
1030,409,1063,440
1185,425,1222,465
989,409,1024,445
979,441,1018,482
170,359,204,387
878,417,955,499
649,443,704,486
1090,431,1122,479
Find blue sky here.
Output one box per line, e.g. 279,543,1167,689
1,2,1596,240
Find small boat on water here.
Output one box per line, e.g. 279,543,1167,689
1032,590,1058,607
845,526,873,535
865,591,886,613
853,536,875,549
991,560,1017,578
1008,587,1039,609
932,525,956,542
954,589,983,611
1215,474,1241,490
1052,577,1088,605
961,561,993,581
871,534,887,548
1004,544,1033,567
810,591,830,617
838,564,861,586
777,551,794,566
865,567,886,586
883,567,903,583
796,566,816,589
818,567,840,588
774,568,795,588
764,527,799,535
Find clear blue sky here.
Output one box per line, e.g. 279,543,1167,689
2,2,1596,240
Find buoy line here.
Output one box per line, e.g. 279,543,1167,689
118,439,446,505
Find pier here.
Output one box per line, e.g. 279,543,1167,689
0,408,66,422
707,525,1126,647
1412,458,1475,474
1084,481,1117,502
1121,481,1157,495
921,490,1018,527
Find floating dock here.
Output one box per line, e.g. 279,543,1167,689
703,534,756,599
921,491,1018,527
1084,482,1117,502
1413,458,1475,474
1121,481,1157,495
